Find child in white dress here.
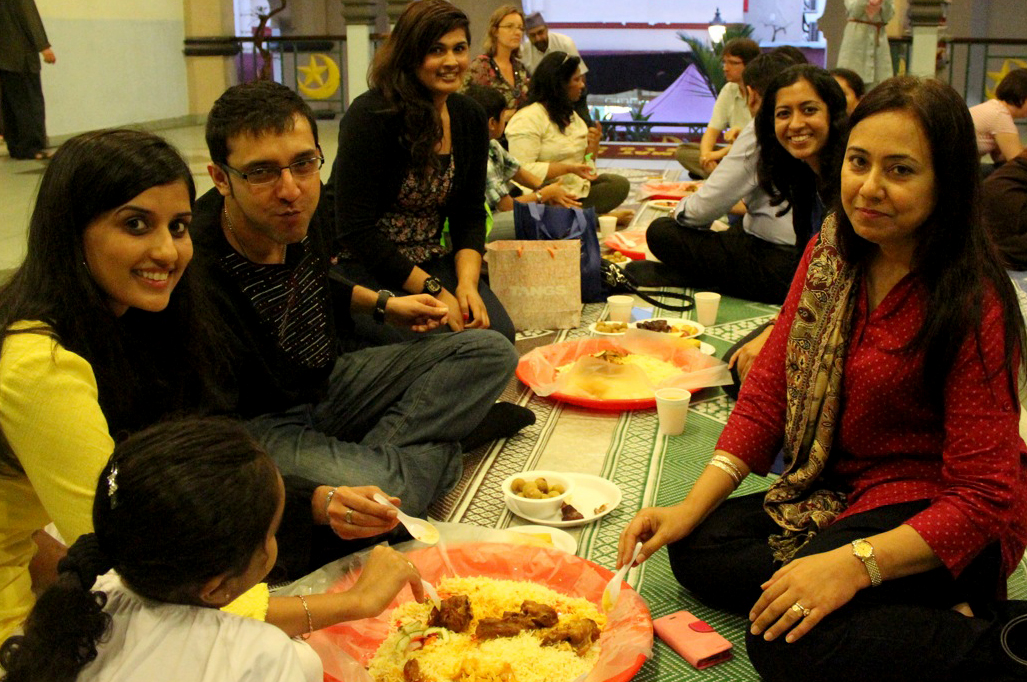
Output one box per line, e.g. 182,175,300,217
0,418,322,682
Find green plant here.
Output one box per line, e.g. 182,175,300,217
677,24,755,98
625,105,653,142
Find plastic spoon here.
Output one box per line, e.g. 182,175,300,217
421,579,442,612
373,493,440,544
602,541,643,612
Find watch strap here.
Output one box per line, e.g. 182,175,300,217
851,539,882,587
373,289,394,324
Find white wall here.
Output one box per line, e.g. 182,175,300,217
36,0,190,138
520,0,745,25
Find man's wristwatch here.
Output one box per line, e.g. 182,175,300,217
421,276,443,296
373,289,394,324
851,538,882,587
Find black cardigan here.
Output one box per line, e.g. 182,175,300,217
328,89,489,285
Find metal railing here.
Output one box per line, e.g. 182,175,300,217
598,120,706,142
185,34,384,118
890,36,1027,107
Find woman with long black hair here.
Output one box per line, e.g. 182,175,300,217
329,0,515,346
619,77,1027,680
505,51,629,215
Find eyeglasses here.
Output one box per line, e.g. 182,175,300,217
220,154,324,186
498,23,524,32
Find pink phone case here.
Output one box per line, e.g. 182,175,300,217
653,610,733,669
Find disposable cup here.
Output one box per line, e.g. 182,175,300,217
598,215,617,239
655,388,692,436
694,291,721,327
607,295,634,323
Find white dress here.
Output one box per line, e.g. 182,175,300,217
77,573,323,682
836,0,895,87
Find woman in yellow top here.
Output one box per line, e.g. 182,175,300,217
0,129,423,642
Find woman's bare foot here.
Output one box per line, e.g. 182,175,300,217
952,602,974,617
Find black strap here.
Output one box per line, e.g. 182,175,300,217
600,260,694,312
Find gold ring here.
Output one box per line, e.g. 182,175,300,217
345,508,354,524
791,601,811,618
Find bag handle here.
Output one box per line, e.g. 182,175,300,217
527,202,588,240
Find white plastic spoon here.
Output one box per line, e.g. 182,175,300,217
421,579,442,611
373,493,440,544
602,541,643,612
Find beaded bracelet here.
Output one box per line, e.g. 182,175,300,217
296,595,314,639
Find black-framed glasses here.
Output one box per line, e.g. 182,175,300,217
221,154,324,186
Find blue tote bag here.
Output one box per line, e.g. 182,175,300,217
513,202,604,302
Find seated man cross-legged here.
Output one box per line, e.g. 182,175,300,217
193,81,529,539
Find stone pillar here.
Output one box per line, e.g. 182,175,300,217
341,0,406,105
182,0,236,119
907,0,947,77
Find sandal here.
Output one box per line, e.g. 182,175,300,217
32,150,53,160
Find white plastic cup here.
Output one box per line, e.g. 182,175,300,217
694,291,721,327
607,295,634,323
599,215,617,239
655,388,692,436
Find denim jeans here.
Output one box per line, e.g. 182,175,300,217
246,329,517,516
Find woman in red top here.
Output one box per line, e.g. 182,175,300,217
619,77,1027,680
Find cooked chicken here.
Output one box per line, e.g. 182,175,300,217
520,600,559,628
428,594,473,633
561,502,584,522
403,659,428,682
476,616,529,640
540,618,601,656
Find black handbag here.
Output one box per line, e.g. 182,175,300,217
600,259,695,312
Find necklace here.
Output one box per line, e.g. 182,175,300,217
223,206,285,264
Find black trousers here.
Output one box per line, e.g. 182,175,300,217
0,69,46,158
668,492,1027,681
640,217,800,304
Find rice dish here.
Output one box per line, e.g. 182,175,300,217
555,351,682,399
368,576,606,682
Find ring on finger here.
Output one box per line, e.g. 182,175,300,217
345,508,354,524
790,601,811,618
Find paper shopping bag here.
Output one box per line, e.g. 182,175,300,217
486,240,582,331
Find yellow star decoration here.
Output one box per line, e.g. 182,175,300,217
297,54,340,99
985,58,1027,100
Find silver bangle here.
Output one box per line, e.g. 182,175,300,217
712,454,744,482
708,458,742,486
296,595,314,639
323,487,337,524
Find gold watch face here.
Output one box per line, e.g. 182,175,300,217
853,540,872,558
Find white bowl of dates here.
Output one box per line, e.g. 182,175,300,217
502,471,576,520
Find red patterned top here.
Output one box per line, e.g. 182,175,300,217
719,238,1027,585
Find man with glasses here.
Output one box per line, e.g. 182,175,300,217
676,37,760,179
190,81,525,545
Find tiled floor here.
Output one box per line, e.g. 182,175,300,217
0,124,682,276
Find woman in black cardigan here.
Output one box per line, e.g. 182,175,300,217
329,0,515,345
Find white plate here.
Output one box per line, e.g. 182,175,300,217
699,341,715,355
629,318,705,339
505,525,578,554
587,321,628,336
506,474,622,528
648,199,678,212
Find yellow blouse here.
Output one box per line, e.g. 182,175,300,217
0,325,267,640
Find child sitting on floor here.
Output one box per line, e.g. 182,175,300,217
462,84,581,242
0,418,420,682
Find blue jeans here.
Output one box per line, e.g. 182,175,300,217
247,329,517,516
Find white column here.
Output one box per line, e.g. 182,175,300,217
909,24,939,77
346,22,371,105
